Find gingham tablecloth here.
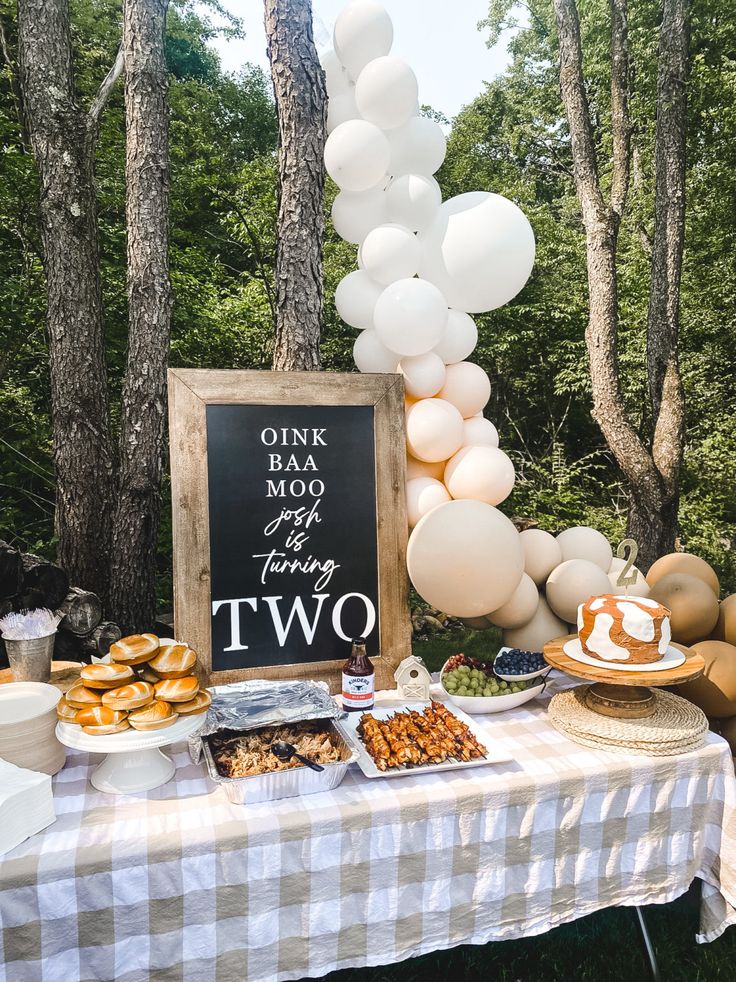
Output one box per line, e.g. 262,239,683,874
2,677,736,982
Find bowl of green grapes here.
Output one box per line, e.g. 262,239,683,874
440,653,545,714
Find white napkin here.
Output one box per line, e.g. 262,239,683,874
0,758,56,856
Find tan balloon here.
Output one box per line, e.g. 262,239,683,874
646,553,720,598
487,573,539,629
461,416,499,449
607,558,651,598
717,716,736,755
406,477,451,528
545,559,613,623
405,398,464,462
407,499,524,617
437,361,491,418
555,526,613,572
676,640,736,718
649,573,719,645
461,616,493,631
503,595,567,652
406,454,445,481
713,595,736,646
444,445,515,506
519,528,562,586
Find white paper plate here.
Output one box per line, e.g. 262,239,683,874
0,682,61,725
562,637,686,673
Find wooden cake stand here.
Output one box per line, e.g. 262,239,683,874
543,635,705,719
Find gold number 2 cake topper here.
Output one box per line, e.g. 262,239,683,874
616,538,639,590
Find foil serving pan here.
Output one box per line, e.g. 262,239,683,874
201,718,357,805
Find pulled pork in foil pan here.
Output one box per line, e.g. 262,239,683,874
210,722,346,778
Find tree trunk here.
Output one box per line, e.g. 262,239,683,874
17,0,119,599
109,0,172,634
264,0,327,370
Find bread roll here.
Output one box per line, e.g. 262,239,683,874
101,680,154,711
76,705,128,727
110,633,160,665
128,699,178,731
81,720,131,736
148,643,197,679
175,689,212,716
57,697,79,722
80,663,135,690
154,676,199,703
65,682,103,709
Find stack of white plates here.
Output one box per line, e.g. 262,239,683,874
0,682,66,774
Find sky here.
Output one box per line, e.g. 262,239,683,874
207,1,514,120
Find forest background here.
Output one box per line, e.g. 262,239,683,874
1,0,734,610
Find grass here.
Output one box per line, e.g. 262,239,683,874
304,630,736,981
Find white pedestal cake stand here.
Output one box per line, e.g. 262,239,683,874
56,714,205,794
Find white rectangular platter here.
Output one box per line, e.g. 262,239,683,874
334,701,512,779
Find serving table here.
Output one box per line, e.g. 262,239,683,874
1,675,735,982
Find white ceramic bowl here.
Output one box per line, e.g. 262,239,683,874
493,646,550,682
438,659,545,715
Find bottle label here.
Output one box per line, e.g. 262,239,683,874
342,672,375,709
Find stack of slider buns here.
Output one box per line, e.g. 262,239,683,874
58,634,211,736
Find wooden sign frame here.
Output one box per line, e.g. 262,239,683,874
168,369,411,692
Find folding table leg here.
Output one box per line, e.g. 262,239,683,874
634,906,661,982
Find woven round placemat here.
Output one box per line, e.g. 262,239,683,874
548,686,708,756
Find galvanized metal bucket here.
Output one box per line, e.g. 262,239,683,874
4,632,55,682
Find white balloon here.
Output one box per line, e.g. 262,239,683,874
503,595,567,652
406,454,445,481
461,416,499,449
353,329,399,373
432,309,478,364
407,499,524,617
546,559,613,623
556,526,613,572
326,86,359,133
405,398,464,462
385,174,441,232
419,192,536,312
331,187,388,245
608,558,651,598
519,528,562,586
388,116,447,176
324,120,390,192
359,223,420,286
406,477,451,528
320,48,352,97
444,445,515,506
399,352,446,398
355,56,418,130
437,361,491,418
335,270,383,328
333,1,393,81
373,278,448,357
487,573,540,629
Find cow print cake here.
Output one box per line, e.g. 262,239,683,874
577,594,672,664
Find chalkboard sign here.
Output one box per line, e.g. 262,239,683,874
168,370,411,691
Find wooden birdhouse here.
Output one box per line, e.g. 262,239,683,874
394,655,432,702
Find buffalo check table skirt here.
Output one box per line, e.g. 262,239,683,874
2,676,736,982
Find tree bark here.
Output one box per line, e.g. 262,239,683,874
553,0,689,571
109,0,172,634
264,0,327,370
17,0,120,599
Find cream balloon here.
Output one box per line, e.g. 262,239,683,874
461,416,499,449
359,223,421,285
331,187,388,245
487,573,540,629
432,309,478,365
324,119,390,192
407,499,524,617
406,477,451,528
353,329,399,374
437,361,491,418
400,352,446,398
385,174,441,232
406,454,445,481
503,595,567,652
355,56,418,130
461,616,493,631
326,86,359,134
405,398,464,462
444,445,515,506
373,278,448,357
333,1,393,80
546,559,613,623
556,526,613,572
519,528,562,586
335,270,383,329
607,557,651,598
419,192,536,313
388,116,447,177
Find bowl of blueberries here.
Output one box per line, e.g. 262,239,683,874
439,648,550,715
